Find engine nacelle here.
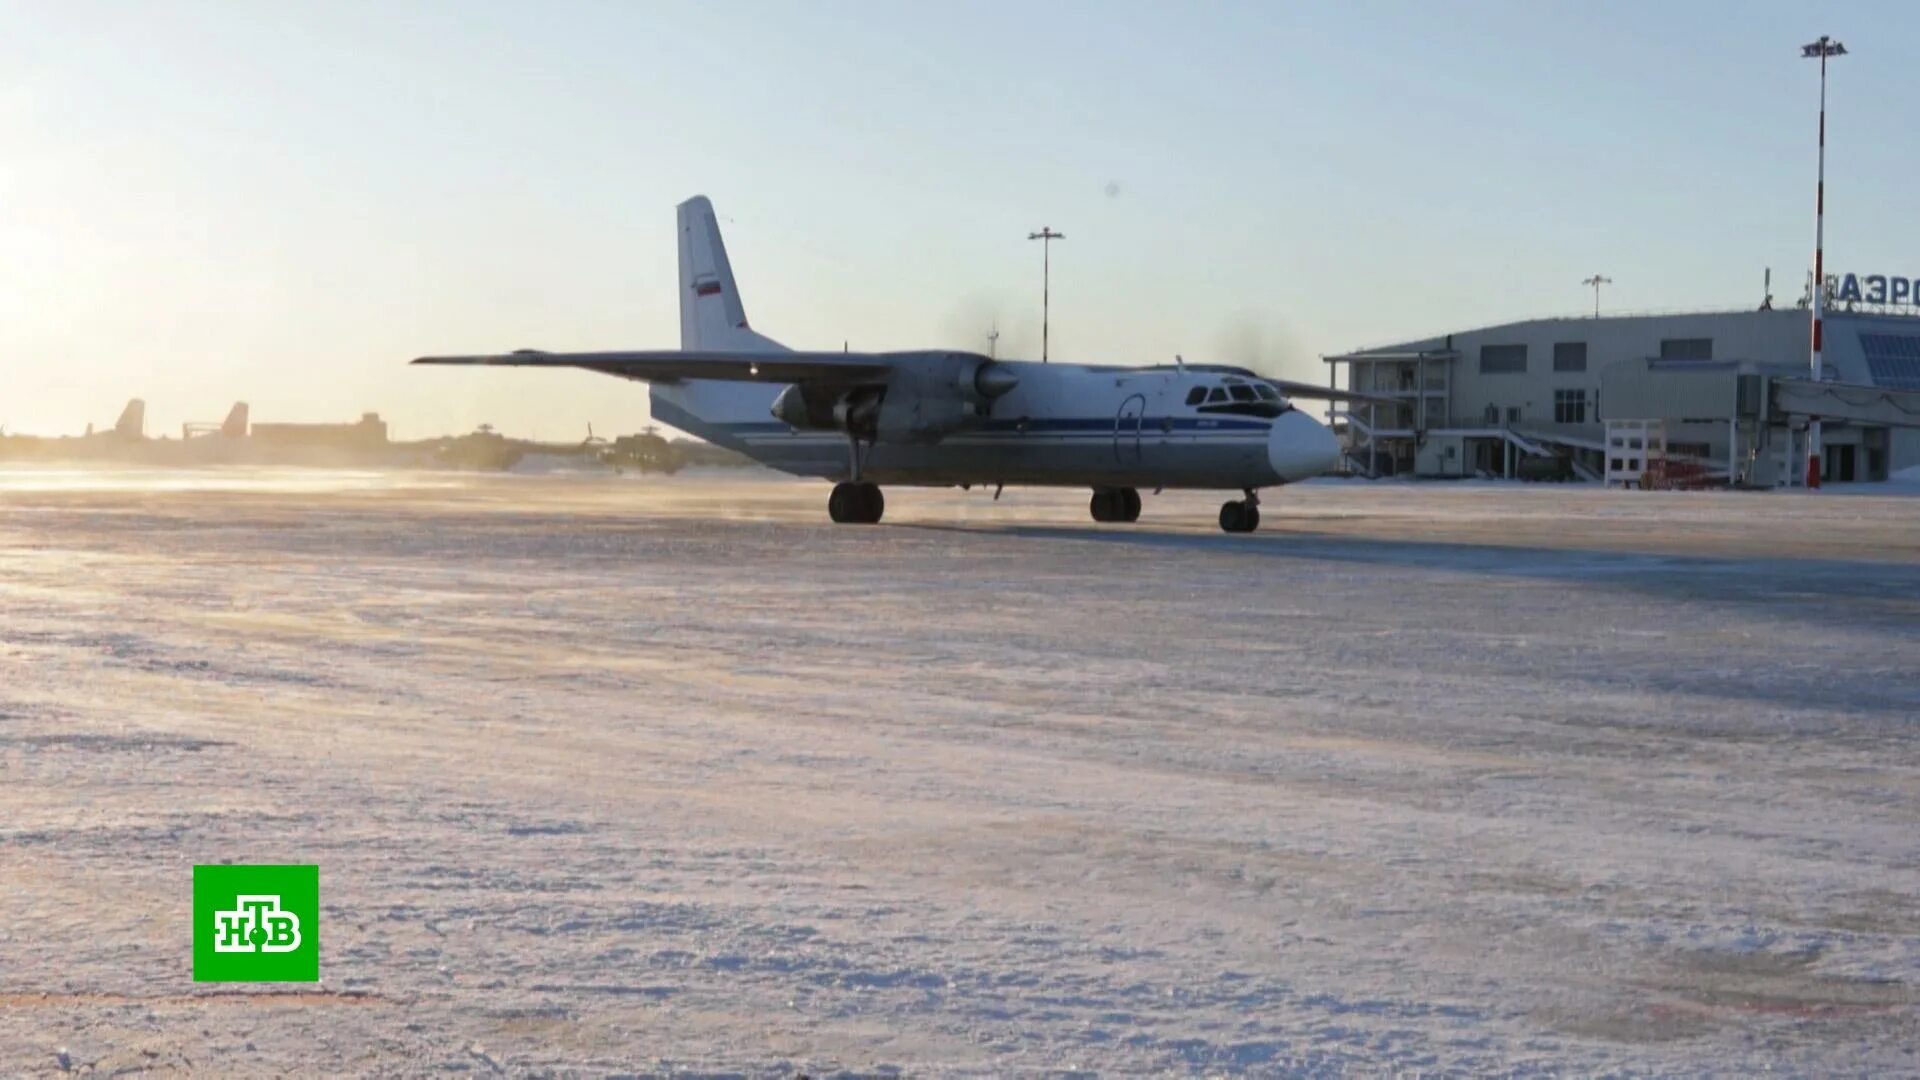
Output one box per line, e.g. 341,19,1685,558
770,383,843,431
875,353,1018,443
768,352,1018,445
833,387,884,440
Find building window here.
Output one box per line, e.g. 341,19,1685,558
1506,406,1522,424
1484,404,1500,425
1480,344,1527,374
1553,342,1587,372
1668,441,1711,460
1553,389,1587,424
1659,337,1713,361
1860,332,1920,390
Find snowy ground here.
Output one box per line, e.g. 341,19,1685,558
1,469,1916,1077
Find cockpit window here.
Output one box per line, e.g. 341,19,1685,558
1185,387,1207,406
1193,379,1294,420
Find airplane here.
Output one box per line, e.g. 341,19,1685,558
415,196,1362,533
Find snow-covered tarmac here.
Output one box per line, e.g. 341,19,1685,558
2,469,1916,1076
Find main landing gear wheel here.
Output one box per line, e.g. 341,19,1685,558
828,482,884,524
1219,499,1260,533
1089,487,1142,523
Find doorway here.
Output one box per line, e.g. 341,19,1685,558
1114,394,1145,465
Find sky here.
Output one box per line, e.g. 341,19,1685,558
5,1,1919,440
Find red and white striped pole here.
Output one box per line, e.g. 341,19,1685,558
1803,36,1846,489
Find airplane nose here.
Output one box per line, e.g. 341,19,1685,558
1269,409,1340,482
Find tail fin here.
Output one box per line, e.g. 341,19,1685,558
222,402,249,438
677,196,785,353
114,399,145,438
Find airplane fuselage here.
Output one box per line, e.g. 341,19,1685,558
648,359,1336,491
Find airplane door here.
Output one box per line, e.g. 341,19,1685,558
1114,393,1146,465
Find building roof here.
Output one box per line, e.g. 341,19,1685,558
1322,349,1460,364
1325,306,1816,361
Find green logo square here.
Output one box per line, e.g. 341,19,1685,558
193,865,319,983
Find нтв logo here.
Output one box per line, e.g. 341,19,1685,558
214,895,301,953
193,865,319,982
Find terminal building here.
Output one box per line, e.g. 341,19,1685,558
1324,304,1920,486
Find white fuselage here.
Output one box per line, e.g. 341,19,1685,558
648,361,1339,491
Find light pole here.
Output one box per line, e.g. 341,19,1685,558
1582,274,1612,318
1803,35,1846,489
1028,227,1065,362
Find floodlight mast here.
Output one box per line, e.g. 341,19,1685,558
1582,274,1613,318
1802,35,1846,489
1028,227,1065,362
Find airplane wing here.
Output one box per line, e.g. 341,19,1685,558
412,349,924,384
1262,378,1397,405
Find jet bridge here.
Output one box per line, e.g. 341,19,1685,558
1596,359,1920,487
1770,377,1920,429
1761,377,1920,486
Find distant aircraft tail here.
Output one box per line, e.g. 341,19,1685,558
677,196,785,354
222,402,249,438
114,399,145,438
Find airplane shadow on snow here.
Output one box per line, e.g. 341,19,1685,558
896,519,1920,723
898,518,1917,608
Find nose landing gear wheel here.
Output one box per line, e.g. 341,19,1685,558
1090,487,1142,523
829,482,884,524
1219,499,1260,533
